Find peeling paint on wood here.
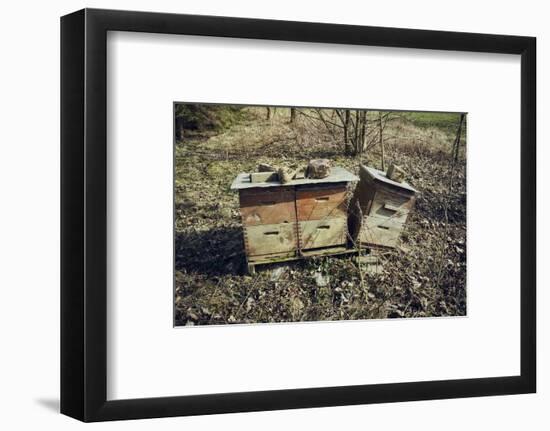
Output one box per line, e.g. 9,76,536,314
244,223,297,256
233,168,357,267
299,218,347,250
239,188,296,226
358,214,404,248
350,164,417,249
296,185,347,221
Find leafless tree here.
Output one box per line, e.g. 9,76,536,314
295,108,400,162
343,109,351,154
333,109,368,156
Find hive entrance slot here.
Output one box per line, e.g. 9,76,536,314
383,203,400,212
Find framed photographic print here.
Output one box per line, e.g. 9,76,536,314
61,8,536,422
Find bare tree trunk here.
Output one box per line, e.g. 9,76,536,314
360,111,367,153
266,107,271,120
353,111,362,155
290,108,296,124
379,111,385,171
452,113,466,162
344,109,350,155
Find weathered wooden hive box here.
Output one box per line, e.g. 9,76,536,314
349,164,417,249
231,167,358,272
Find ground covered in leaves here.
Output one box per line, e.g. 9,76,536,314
175,108,466,325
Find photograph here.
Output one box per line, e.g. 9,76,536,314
174,103,467,326
0,0,540,426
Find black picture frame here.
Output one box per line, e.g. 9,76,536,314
61,8,536,422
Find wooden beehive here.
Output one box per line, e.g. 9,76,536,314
231,167,358,272
349,164,417,249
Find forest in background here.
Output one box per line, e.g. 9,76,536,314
174,104,467,325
